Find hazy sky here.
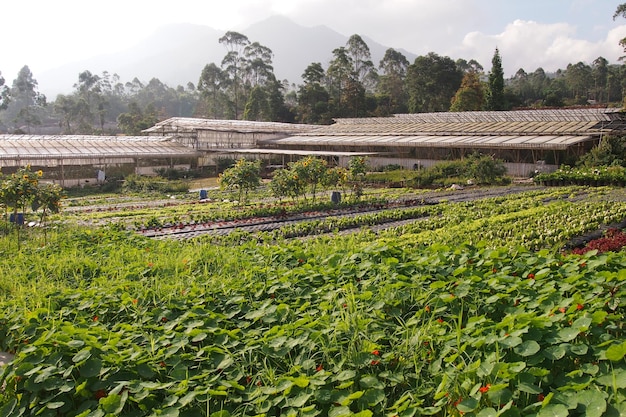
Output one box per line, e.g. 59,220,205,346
3,0,626,81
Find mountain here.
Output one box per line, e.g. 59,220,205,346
37,16,418,98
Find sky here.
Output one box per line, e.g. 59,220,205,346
3,0,626,83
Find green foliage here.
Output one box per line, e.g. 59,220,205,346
117,101,159,135
407,52,463,112
0,205,625,415
578,135,626,167
218,159,262,204
122,174,189,194
486,48,506,110
368,154,509,188
0,166,66,247
450,71,485,112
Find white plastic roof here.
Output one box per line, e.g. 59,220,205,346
270,134,593,150
0,135,199,159
143,117,317,134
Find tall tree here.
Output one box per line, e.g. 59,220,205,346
0,72,10,111
53,94,78,134
326,46,353,115
5,66,46,133
244,42,274,87
486,48,505,110
592,57,609,103
564,62,592,103
406,52,462,113
198,63,230,118
297,62,331,124
219,31,250,119
377,48,409,115
456,59,484,74
346,34,377,91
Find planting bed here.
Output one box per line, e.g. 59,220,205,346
0,185,625,417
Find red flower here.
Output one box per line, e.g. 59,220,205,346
159,361,166,367
370,360,380,366
161,317,168,323
527,273,535,280
576,303,584,310
245,376,252,385
92,315,98,322
537,393,545,402
132,299,138,305
316,364,323,372
95,389,107,399
492,268,497,273
437,318,444,323
559,307,566,313
372,350,380,356
453,398,463,407
479,384,491,393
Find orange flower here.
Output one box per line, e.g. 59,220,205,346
479,384,491,393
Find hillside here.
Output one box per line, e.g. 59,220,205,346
36,16,417,98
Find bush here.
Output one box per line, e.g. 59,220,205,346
121,174,189,194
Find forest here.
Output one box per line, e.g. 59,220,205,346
0,29,625,136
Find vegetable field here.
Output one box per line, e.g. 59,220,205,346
0,185,625,417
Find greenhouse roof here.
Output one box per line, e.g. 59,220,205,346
214,149,379,157
0,135,199,160
264,108,624,151
143,118,317,135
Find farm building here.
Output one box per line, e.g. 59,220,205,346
0,107,624,186
0,135,200,187
260,108,626,176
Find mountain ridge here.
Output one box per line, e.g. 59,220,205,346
36,16,418,98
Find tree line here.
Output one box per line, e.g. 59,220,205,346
1,26,625,135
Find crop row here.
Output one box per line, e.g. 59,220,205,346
0,186,625,416
0,235,624,417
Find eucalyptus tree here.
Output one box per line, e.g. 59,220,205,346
198,63,230,118
346,34,377,91
591,57,609,103
455,58,484,74
0,71,10,111
377,48,410,114
244,41,274,87
53,94,78,134
3,66,47,133
219,31,250,119
326,46,353,114
564,62,592,103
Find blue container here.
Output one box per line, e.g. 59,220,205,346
9,213,24,225
199,189,208,200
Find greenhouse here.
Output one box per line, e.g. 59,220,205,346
261,107,626,176
0,135,199,187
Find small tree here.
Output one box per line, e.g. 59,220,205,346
31,182,65,244
348,156,368,200
290,157,328,202
218,159,262,204
0,166,62,249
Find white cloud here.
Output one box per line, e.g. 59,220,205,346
456,20,626,76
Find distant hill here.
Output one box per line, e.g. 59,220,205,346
37,16,417,98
